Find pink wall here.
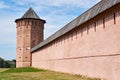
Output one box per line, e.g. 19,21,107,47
32,5,120,80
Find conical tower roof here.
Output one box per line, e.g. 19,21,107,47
15,7,46,23
21,7,40,19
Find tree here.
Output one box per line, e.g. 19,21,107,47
3,61,10,68
0,57,16,68
10,59,16,68
0,57,4,68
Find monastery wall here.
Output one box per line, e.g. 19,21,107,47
32,5,120,80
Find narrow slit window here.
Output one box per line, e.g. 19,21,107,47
68,35,69,41
94,22,96,32
114,13,116,24
81,29,83,36
103,18,105,29
76,31,77,39
87,26,89,35
71,34,73,40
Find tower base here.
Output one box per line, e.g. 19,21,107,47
16,61,31,68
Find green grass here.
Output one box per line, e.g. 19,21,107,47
0,68,9,72
0,67,101,80
2,67,45,73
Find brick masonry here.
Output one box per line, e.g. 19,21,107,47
16,19,45,67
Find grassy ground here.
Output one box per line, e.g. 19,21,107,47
0,67,101,80
0,68,9,72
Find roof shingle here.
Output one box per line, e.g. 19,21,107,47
15,7,46,23
21,7,40,19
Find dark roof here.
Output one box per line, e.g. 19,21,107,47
21,7,40,19
15,7,46,23
31,0,120,52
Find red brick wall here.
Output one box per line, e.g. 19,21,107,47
16,19,44,67
32,5,120,80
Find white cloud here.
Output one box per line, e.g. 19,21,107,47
0,17,16,45
0,1,9,8
12,0,101,11
45,0,101,8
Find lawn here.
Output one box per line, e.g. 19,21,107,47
0,67,101,80
0,68,9,72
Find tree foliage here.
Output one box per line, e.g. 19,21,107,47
0,57,16,68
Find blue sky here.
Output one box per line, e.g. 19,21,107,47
0,0,100,60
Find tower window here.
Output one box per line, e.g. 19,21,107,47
26,35,28,37
35,22,37,25
25,57,28,59
26,48,30,50
33,40,35,42
33,26,35,29
19,48,21,50
32,40,35,46
19,57,21,59
32,21,34,25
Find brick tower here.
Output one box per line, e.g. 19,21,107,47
15,8,46,67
